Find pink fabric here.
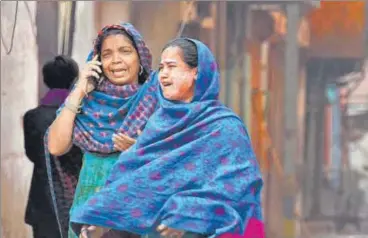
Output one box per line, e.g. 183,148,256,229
219,218,265,238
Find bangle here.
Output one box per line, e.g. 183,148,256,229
73,81,88,98
82,85,89,97
65,98,82,114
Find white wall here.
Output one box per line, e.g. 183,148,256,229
1,1,38,237
72,1,96,66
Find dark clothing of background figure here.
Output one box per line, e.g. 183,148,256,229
24,104,82,238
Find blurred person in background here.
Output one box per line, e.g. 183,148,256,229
23,55,80,238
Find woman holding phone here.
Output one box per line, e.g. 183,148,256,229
47,23,158,238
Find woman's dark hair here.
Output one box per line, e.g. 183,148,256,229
43,55,79,89
162,38,198,68
95,28,148,84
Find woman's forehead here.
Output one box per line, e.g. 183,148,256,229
160,59,177,64
101,34,134,49
160,47,183,62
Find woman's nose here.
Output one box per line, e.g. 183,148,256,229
112,53,122,63
161,67,170,76
160,70,169,79
159,74,167,82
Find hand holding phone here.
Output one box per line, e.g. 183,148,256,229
76,55,102,95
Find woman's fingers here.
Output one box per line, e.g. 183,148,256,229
88,63,102,74
115,133,136,144
83,55,102,80
157,224,167,232
113,142,129,151
157,224,184,238
112,133,136,151
85,61,102,81
112,134,133,146
161,229,184,238
80,225,96,238
89,55,101,65
87,226,97,231
113,140,128,151
91,54,98,61
112,131,141,152
87,70,100,80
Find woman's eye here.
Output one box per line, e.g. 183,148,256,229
120,48,132,54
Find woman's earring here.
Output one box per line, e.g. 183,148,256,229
139,65,144,76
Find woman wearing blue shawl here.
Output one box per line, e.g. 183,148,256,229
46,23,158,238
71,39,263,238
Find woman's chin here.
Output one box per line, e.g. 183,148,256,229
162,92,176,101
108,77,135,86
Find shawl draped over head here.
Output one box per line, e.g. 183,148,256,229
70,39,263,237
70,22,156,153
45,23,158,238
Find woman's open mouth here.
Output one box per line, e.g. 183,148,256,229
111,68,126,77
161,81,172,87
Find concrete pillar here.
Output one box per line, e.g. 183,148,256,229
215,1,227,103
1,1,38,237
71,1,96,65
36,1,59,100
282,3,300,238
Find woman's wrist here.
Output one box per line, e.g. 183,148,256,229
68,86,85,105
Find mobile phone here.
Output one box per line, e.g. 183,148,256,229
88,55,103,87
